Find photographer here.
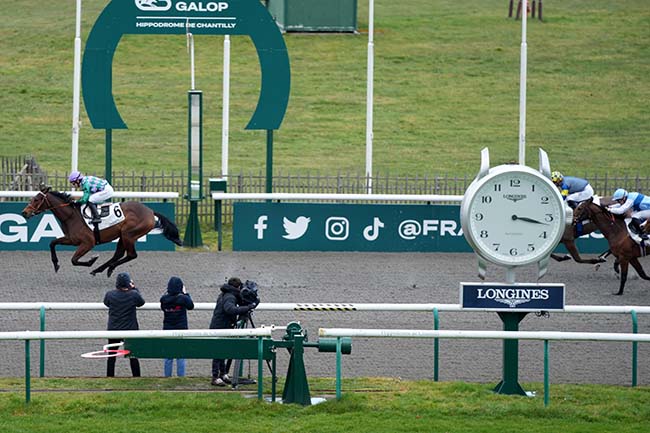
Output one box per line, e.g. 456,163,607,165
103,272,145,377
209,277,256,386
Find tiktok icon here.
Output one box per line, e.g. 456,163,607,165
363,217,384,241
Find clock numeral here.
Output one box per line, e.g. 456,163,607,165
510,179,521,188
481,195,492,204
474,213,484,221
509,248,518,256
527,243,535,252
540,196,549,205
539,231,548,239
545,213,554,222
480,230,488,238
494,184,502,192
531,184,536,192
492,243,500,251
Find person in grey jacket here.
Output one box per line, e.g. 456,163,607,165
103,272,145,377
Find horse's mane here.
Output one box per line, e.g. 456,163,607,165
49,190,73,203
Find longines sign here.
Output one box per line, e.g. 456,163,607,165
0,203,176,251
460,282,565,312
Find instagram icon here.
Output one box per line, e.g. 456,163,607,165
325,217,349,241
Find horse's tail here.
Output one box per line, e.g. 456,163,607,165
154,212,183,246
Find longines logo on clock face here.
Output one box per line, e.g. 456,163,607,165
503,193,527,202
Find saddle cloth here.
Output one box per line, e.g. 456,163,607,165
82,203,126,230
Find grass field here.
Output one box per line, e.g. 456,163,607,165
1,377,649,432
1,0,648,177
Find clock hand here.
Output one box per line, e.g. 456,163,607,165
511,215,548,225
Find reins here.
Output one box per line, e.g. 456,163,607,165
24,192,73,216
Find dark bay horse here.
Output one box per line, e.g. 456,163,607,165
550,220,608,265
573,198,650,295
22,186,183,277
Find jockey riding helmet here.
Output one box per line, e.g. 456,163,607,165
550,171,563,185
68,171,83,183
612,188,628,201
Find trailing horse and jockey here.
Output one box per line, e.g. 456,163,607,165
21,184,183,277
608,188,650,241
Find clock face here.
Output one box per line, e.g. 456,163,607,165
461,165,565,267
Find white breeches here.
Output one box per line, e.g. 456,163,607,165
89,184,113,204
566,184,594,204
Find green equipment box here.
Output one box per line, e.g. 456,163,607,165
266,0,358,33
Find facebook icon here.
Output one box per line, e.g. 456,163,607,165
254,215,268,239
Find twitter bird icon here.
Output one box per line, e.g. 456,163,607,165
283,216,311,240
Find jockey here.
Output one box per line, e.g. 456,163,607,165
68,171,114,224
608,188,650,240
550,171,594,208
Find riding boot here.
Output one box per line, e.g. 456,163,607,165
629,218,648,240
87,202,101,224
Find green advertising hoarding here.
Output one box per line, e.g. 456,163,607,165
233,202,610,253
0,202,177,251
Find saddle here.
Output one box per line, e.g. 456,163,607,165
81,203,125,231
624,217,648,254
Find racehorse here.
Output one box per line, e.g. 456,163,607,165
550,220,608,265
573,198,650,295
22,185,183,277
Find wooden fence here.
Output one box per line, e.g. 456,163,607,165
1,156,649,227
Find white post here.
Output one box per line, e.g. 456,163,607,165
70,0,82,173
222,35,231,179
518,0,528,165
186,23,195,91
365,0,375,193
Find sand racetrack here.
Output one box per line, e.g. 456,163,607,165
1,250,649,385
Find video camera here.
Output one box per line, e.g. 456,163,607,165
240,280,260,307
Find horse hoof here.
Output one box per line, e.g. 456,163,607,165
107,269,114,278
89,256,99,266
53,264,60,273
593,264,600,271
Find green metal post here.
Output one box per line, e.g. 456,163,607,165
631,310,638,387
105,129,112,183
433,308,439,382
282,334,311,405
216,200,223,251
271,355,277,402
544,340,549,407
257,337,264,400
184,201,202,247
336,337,342,400
25,340,31,404
493,312,528,396
266,129,273,194
39,306,45,377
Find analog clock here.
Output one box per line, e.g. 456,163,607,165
461,163,565,268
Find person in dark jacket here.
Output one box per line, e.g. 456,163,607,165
209,277,255,386
103,272,145,377
160,276,194,377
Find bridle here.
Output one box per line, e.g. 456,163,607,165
574,200,615,226
23,191,72,216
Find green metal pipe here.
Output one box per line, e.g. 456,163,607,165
39,306,45,377
105,129,112,183
433,308,439,382
336,337,342,400
25,340,31,404
271,355,277,402
266,129,273,194
544,340,549,407
630,310,639,386
257,337,263,400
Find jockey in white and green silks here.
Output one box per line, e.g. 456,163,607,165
68,171,114,224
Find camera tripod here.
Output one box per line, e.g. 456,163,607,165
226,309,275,389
